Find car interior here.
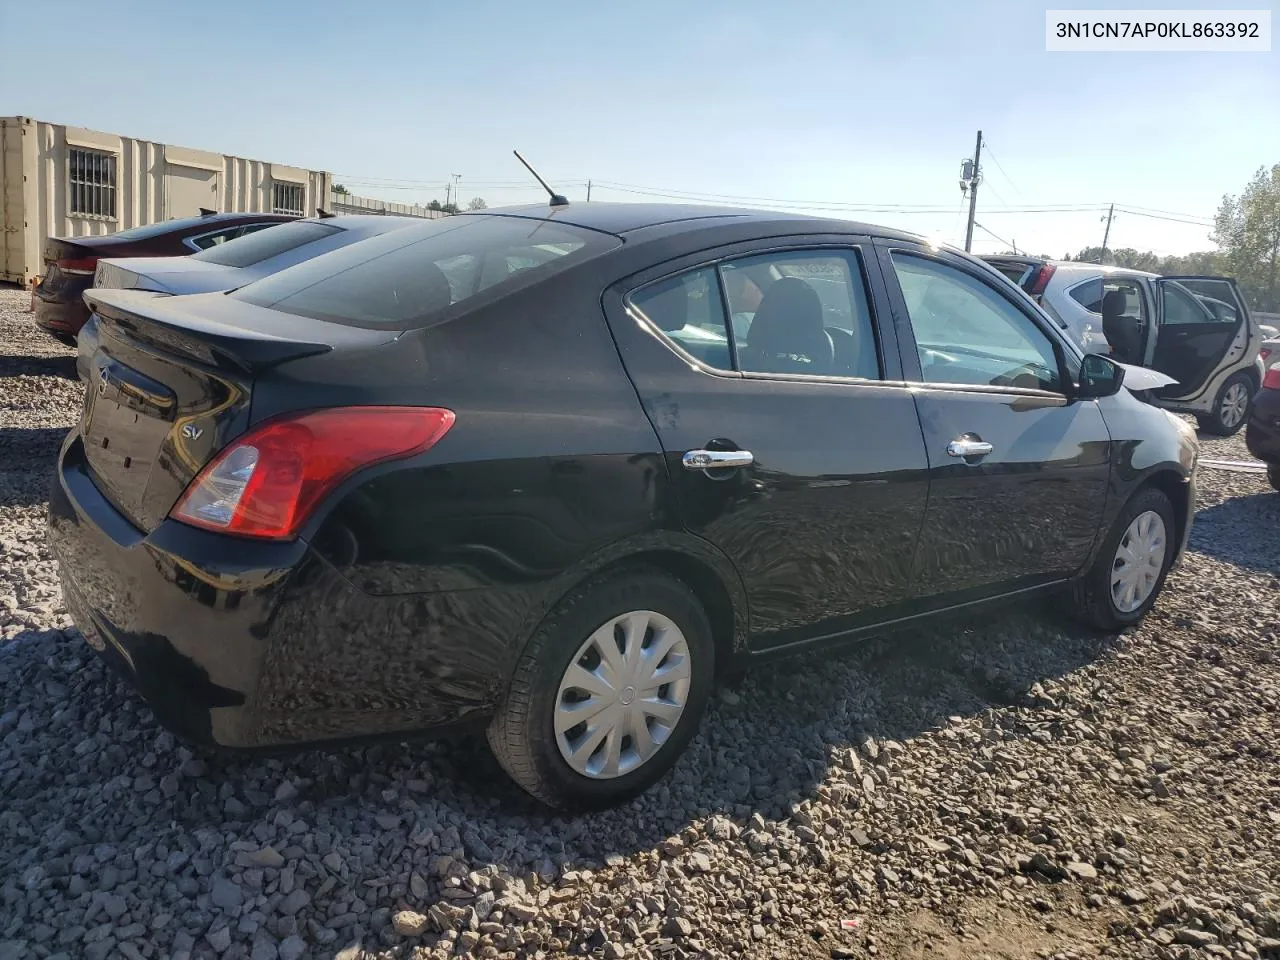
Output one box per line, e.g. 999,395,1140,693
633,258,880,380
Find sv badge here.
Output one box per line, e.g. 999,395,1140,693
180,423,204,441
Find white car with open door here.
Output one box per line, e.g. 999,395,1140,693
1022,264,1263,436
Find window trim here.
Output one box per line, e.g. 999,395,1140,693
67,147,119,221
875,241,1080,399
621,240,892,386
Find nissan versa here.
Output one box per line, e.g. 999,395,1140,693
49,203,1199,809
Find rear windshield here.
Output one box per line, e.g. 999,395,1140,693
109,216,223,241
232,215,619,329
192,221,341,268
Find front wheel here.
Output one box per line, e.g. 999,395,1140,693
1197,372,1253,436
1068,486,1176,632
487,568,714,810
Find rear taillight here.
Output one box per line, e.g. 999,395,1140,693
1028,264,1057,297
170,406,455,540
1261,346,1272,365
55,256,99,276
1264,367,1280,390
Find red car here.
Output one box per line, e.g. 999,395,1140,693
33,211,296,343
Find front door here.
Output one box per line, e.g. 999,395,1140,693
875,242,1111,600
604,240,930,650
1152,276,1249,399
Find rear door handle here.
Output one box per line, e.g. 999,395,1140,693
946,437,993,459
683,449,754,471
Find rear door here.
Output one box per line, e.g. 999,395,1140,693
1152,276,1250,398
875,241,1111,600
603,237,931,651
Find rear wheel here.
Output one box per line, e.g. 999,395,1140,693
1068,486,1176,632
1197,372,1253,436
1269,467,1280,493
487,568,714,810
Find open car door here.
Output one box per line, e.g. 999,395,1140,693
1151,275,1251,399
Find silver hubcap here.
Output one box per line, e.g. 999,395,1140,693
554,610,692,779
1111,510,1167,613
1220,382,1249,429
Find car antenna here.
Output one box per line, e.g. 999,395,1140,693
513,150,569,207
198,207,216,217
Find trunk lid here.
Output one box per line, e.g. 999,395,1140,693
78,289,396,532
40,237,112,298
94,256,246,295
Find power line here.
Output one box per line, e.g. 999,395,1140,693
972,221,1016,249
980,140,1023,199
1113,207,1214,227
332,171,1218,224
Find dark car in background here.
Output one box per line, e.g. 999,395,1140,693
33,211,296,343
1245,361,1280,491
91,214,419,299
50,203,1198,810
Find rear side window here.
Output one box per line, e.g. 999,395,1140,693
1068,278,1103,313
233,215,618,329
1160,282,1214,325
192,221,340,268
992,263,1032,286
628,248,881,380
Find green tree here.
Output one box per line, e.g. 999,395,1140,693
333,183,350,196
467,197,488,211
1213,163,1280,312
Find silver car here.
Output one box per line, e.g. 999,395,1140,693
982,258,1264,436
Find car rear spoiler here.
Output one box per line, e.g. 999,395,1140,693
84,289,332,373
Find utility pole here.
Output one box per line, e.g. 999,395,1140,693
1099,203,1115,264
586,179,592,202
963,130,982,253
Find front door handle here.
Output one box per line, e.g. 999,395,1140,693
683,449,754,471
946,436,993,459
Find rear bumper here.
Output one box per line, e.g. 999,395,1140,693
1245,389,1280,465
33,285,91,337
49,436,509,748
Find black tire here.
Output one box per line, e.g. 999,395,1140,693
1196,371,1253,437
1269,467,1280,493
52,333,77,349
487,567,715,811
1068,486,1177,632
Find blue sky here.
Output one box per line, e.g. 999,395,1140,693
2,0,1276,255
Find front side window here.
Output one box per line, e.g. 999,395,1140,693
233,215,616,329
891,252,1062,392
191,220,341,268
628,248,881,380
68,148,118,219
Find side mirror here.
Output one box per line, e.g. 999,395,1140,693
1076,353,1125,399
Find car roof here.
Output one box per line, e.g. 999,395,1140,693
1048,261,1158,280
472,202,928,244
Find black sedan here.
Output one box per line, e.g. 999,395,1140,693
49,203,1199,809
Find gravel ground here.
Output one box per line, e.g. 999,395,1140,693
2,284,1278,960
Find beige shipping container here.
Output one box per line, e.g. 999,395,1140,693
0,116,332,286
